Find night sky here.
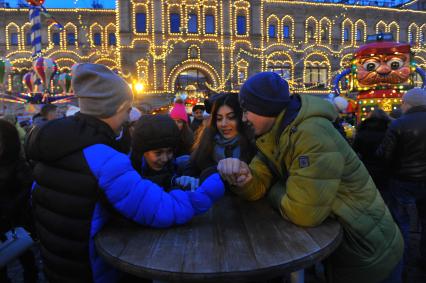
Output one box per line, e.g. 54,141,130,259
8,0,115,9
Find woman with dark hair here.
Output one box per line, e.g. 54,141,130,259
0,119,37,283
169,99,194,157
353,108,392,203
189,93,257,176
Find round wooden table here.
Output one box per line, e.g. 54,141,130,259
95,195,342,282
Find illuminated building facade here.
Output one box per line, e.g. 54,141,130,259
1,0,426,95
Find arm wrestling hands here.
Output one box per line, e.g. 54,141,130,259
217,158,252,187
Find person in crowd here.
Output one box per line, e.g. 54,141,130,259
353,109,392,204
189,93,256,177
218,72,403,283
169,99,194,156
376,87,426,272
0,119,37,283
130,114,199,191
1,114,26,145
389,108,402,120
190,104,205,133
25,63,224,283
329,96,351,141
32,104,59,128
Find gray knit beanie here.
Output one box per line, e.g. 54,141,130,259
403,88,426,107
72,63,133,118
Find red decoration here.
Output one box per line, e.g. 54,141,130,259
26,0,45,6
355,42,410,57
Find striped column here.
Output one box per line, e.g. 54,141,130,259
29,6,42,57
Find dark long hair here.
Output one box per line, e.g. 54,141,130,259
0,119,21,166
190,93,255,173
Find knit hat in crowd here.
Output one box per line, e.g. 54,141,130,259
72,63,133,118
192,104,205,113
333,96,349,113
239,72,291,117
132,115,180,153
403,88,426,107
169,101,188,123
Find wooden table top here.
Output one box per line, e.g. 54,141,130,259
95,194,342,282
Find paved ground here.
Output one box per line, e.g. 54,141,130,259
5,209,425,283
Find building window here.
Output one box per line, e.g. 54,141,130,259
344,27,350,42
205,14,215,34
93,32,101,46
269,65,291,80
170,13,181,33
268,24,276,38
26,32,31,46
136,12,147,33
283,25,290,39
356,28,363,41
188,14,198,33
52,32,60,46
305,63,328,88
10,33,18,46
67,32,75,46
237,15,246,35
238,71,246,84
108,33,116,46
307,26,314,40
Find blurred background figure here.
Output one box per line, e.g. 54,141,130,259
169,99,194,157
190,104,205,133
353,109,392,204
32,104,59,128
0,119,37,283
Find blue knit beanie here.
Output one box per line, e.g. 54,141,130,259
239,72,291,117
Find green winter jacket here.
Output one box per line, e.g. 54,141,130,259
231,95,403,283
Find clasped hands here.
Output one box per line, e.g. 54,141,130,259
217,158,252,187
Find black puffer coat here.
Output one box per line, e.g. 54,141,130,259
376,106,426,181
353,117,390,190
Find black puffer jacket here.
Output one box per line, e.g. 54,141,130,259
353,117,390,190
25,113,122,283
376,106,426,181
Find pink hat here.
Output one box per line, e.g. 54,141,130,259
169,102,188,123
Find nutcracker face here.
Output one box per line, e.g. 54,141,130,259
356,53,411,87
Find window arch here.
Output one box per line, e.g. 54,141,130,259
388,21,399,42
20,23,32,49
408,23,419,45
90,23,103,47
133,1,149,34
234,1,250,36
267,15,280,42
305,16,318,43
304,53,330,90
203,4,217,35
319,17,332,45
341,18,353,45
237,59,249,85
354,19,367,45
186,4,200,34
168,4,182,34
136,59,149,84
63,23,78,48
420,24,426,44
282,15,294,44
376,20,387,34
6,23,20,49
104,23,117,48
188,45,200,59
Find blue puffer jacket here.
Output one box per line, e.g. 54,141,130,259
26,113,224,283
85,144,224,283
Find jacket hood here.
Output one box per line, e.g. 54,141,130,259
26,113,117,162
292,95,338,126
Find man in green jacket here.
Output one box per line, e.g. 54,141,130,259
218,72,403,283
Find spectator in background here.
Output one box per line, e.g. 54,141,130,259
376,87,426,273
190,104,205,133
32,104,58,128
353,109,392,204
1,114,26,145
170,99,194,156
0,119,37,283
25,63,224,283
